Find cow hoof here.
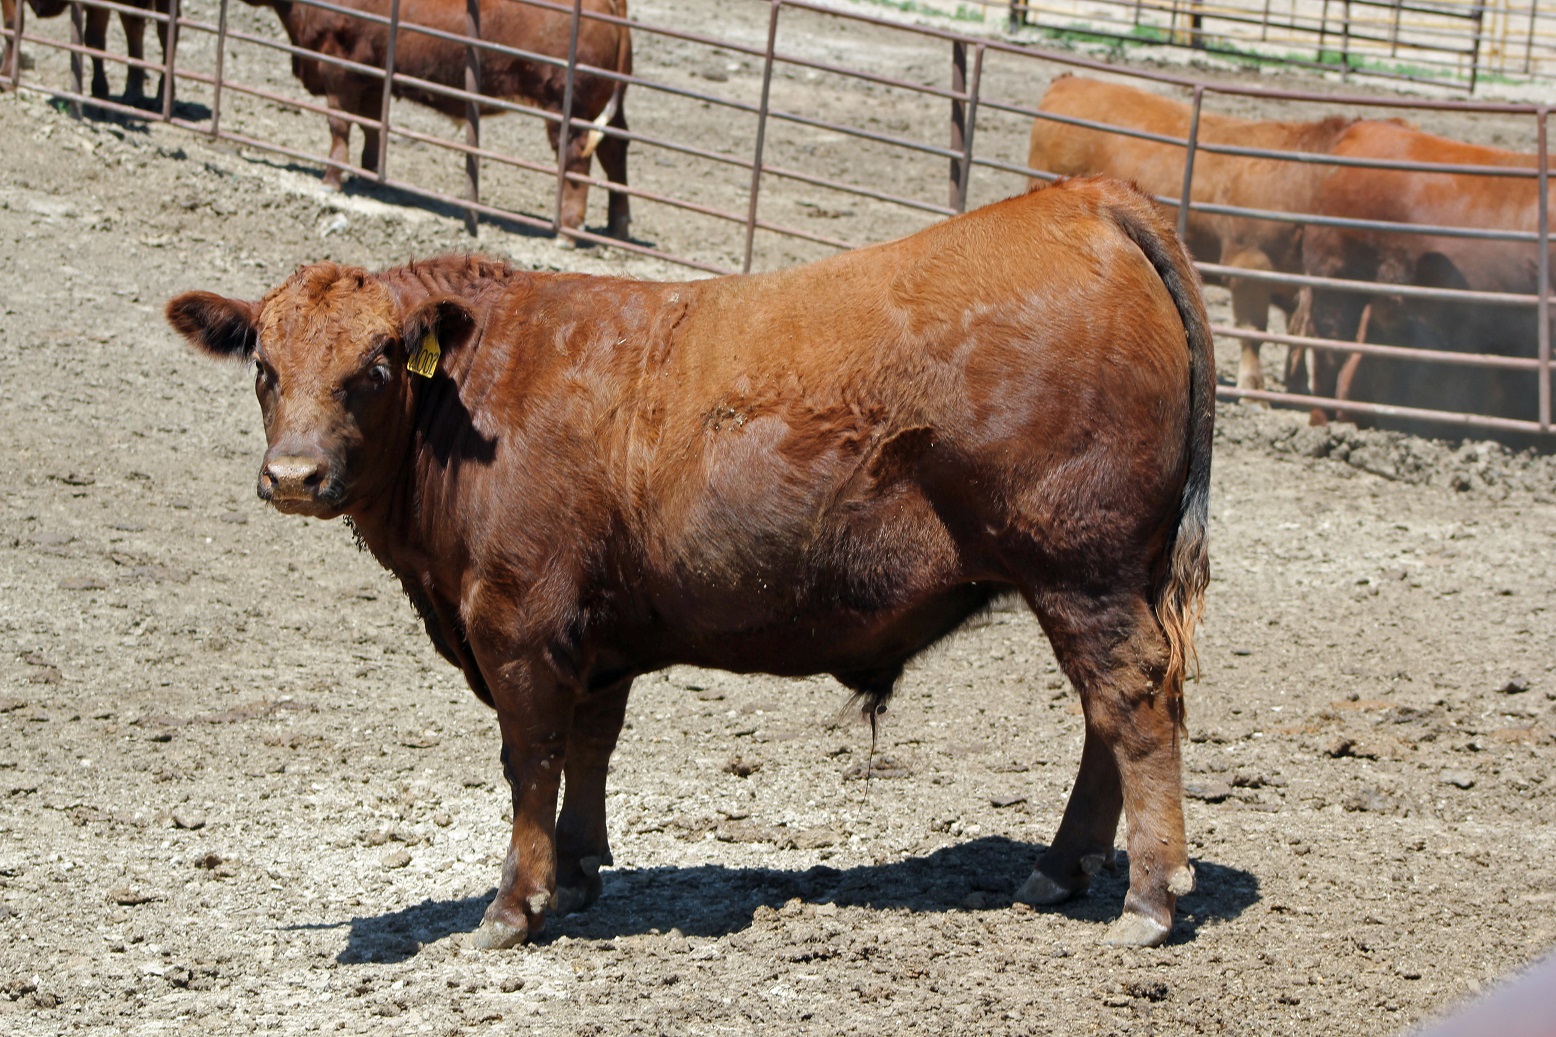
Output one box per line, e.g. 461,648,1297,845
551,879,600,917
1015,869,1079,906
472,918,530,951
1102,910,1171,948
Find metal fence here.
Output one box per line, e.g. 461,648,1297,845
0,0,1551,439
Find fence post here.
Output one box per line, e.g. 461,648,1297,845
160,0,181,121
8,0,27,89
211,0,229,138
950,41,965,212
1176,85,1202,243
553,0,584,238
1539,107,1551,431
1008,1,1027,31
377,0,401,180
68,1,83,117
743,0,782,274
949,41,982,213
464,0,481,236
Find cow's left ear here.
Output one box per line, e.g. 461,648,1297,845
400,296,476,374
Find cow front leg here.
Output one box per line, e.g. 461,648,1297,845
84,6,110,100
322,96,353,191
474,659,573,951
121,10,147,105
1225,248,1276,394
552,676,631,916
1030,590,1193,947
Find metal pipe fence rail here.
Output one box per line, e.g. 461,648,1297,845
0,0,1550,439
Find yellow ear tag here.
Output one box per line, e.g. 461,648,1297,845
407,330,441,378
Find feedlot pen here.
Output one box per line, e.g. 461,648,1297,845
6,0,1553,443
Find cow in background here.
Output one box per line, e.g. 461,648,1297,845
1028,74,1371,393
1301,119,1549,441
241,0,631,238
4,0,170,105
165,176,1214,950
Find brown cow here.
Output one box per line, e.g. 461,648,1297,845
1300,119,1548,439
4,0,169,104
165,176,1213,949
1028,74,1367,393
241,0,631,237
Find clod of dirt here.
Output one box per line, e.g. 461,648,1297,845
171,811,206,830
108,887,161,906
381,849,412,870
1185,780,1233,802
724,754,762,777
1498,676,1531,695
1440,770,1477,789
990,794,1027,808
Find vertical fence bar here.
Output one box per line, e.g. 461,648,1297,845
1176,85,1202,242
1388,0,1401,58
376,0,400,179
160,0,181,122
1538,108,1551,431
949,40,966,212
211,0,229,138
68,1,84,117
955,43,982,213
553,0,583,237
463,0,481,236
1524,1,1537,76
743,0,783,275
1468,5,1484,95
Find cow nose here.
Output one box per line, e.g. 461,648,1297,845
260,455,325,501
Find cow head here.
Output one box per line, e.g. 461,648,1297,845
166,264,472,520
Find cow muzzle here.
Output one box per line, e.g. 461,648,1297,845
258,454,338,515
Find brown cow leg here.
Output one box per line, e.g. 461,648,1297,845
551,677,631,917
122,11,146,105
474,659,571,951
595,102,630,239
84,6,110,100
322,96,353,191
1225,250,1275,394
1023,591,1192,947
1015,723,1120,904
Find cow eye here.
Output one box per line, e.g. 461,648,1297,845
368,361,392,387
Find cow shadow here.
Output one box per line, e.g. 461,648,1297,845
328,836,1260,964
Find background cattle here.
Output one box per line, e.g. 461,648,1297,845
3,0,169,104
165,175,1214,951
241,0,632,238
1027,73,1369,393
1300,119,1550,441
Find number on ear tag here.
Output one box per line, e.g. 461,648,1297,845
407,330,441,378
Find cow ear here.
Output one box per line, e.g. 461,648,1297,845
400,296,476,368
166,291,260,359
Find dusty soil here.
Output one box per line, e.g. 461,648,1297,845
3,5,1556,1034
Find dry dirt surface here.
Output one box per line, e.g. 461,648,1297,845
3,18,1556,1036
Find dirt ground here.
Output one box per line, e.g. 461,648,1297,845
3,4,1556,1034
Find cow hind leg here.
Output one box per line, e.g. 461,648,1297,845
551,677,631,917
1022,589,1192,947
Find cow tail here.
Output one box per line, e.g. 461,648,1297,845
580,0,631,160
1106,181,1214,724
